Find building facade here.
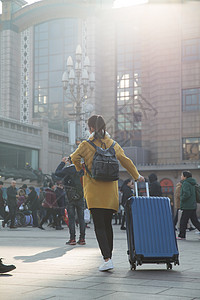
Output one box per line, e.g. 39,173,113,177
0,0,200,203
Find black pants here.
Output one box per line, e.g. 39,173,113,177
121,212,126,228
179,209,200,238
114,212,121,225
0,206,5,219
90,208,114,260
32,210,39,227
40,208,57,226
4,204,17,227
67,199,85,240
174,209,179,227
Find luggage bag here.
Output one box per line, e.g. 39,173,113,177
125,181,179,270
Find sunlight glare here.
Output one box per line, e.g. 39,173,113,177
0,0,42,14
113,0,149,8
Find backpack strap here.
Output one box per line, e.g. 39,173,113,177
87,139,97,149
87,139,116,150
110,141,116,148
84,139,95,178
84,163,92,178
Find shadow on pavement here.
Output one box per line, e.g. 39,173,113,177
14,246,71,263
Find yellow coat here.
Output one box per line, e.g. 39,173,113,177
70,134,140,212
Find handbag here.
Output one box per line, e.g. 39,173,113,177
66,186,82,201
19,204,24,211
5,205,9,213
84,208,90,224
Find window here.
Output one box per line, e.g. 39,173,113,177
182,137,200,161
182,88,200,111
49,87,63,103
116,18,143,147
182,39,200,62
0,143,39,170
33,18,79,131
49,55,63,71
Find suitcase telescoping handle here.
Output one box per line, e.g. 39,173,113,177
134,180,150,198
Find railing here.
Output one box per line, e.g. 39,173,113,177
119,161,200,171
0,116,41,136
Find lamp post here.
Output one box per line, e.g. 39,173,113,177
62,45,95,146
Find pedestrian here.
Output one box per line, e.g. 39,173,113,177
0,181,5,219
174,180,183,229
177,170,200,240
38,182,58,230
17,189,26,209
148,173,162,196
38,187,46,222
120,179,134,230
55,181,66,230
19,184,28,200
70,115,144,271
174,179,195,231
26,187,40,227
3,180,18,229
55,159,86,245
20,183,27,191
0,258,16,274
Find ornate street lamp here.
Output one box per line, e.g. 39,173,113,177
62,45,95,146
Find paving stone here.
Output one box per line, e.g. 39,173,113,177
0,223,200,300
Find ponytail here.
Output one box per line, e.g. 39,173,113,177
88,115,106,139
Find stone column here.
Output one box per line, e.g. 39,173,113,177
32,118,49,174
0,0,22,120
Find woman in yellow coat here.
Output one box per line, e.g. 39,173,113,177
70,115,144,271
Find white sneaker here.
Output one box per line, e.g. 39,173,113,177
99,259,114,272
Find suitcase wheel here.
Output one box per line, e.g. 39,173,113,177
166,263,172,270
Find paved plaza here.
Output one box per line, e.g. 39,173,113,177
0,221,200,300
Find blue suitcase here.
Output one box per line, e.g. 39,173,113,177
125,182,179,270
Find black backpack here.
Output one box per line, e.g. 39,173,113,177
86,140,119,182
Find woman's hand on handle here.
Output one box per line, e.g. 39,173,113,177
138,174,145,182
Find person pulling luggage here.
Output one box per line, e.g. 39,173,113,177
70,115,144,271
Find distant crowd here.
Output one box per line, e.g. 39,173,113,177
0,172,88,247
